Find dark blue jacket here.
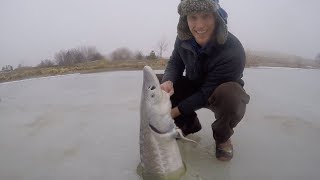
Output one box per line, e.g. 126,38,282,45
162,32,246,115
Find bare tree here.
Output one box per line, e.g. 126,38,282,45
110,47,133,61
54,46,104,66
1,65,13,71
157,38,168,58
146,50,157,60
134,51,144,60
38,59,55,68
54,49,79,66
79,46,104,61
54,50,67,66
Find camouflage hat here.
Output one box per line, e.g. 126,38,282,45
177,0,228,44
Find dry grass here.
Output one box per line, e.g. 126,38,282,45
0,59,168,83
1,55,319,83
246,52,320,69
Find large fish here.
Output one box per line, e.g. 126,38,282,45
139,66,195,180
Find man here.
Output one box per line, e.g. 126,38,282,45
158,0,250,161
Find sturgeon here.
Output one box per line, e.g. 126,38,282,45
139,66,195,180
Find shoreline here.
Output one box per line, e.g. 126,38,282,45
1,59,319,84
0,59,168,84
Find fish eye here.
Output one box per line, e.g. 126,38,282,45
151,93,155,98
148,85,156,90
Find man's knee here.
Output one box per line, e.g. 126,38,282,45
209,82,250,138
208,82,250,114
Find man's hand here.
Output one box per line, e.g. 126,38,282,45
171,107,181,119
160,81,180,119
160,81,174,96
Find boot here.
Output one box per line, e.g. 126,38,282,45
216,139,233,161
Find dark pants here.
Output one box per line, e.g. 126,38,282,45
157,75,250,143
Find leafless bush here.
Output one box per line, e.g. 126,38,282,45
54,46,104,66
134,51,144,60
146,50,157,60
1,65,13,71
78,46,104,61
37,59,55,68
157,38,168,58
110,47,133,61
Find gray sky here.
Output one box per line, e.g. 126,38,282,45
1,0,319,68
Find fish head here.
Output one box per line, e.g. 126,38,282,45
142,66,171,114
141,66,175,134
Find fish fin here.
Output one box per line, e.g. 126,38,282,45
175,128,198,144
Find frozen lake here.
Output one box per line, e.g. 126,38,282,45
0,67,320,180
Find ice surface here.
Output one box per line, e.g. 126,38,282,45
0,67,319,180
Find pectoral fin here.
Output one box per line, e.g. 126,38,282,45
175,128,198,144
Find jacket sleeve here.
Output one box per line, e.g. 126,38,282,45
177,48,245,115
162,38,185,84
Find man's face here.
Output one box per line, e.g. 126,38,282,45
187,12,215,47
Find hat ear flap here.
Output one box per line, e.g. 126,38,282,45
215,14,228,44
177,16,193,40
177,2,183,15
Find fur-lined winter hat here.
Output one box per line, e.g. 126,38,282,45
177,0,228,44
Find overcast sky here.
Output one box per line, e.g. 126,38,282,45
1,0,319,67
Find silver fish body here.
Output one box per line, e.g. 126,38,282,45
139,66,185,179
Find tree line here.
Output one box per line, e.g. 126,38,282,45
53,46,104,67
1,37,169,71
110,48,159,61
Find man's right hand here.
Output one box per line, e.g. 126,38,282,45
160,81,174,96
